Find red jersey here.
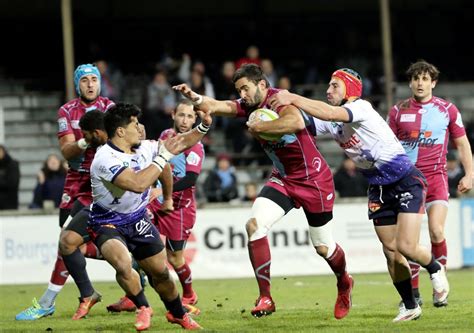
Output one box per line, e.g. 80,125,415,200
388,96,465,174
159,129,204,209
235,88,331,181
57,97,114,209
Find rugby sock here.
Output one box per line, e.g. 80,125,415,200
162,295,186,319
408,261,420,290
62,248,94,299
325,244,350,287
39,252,70,308
84,241,102,259
431,239,447,266
248,237,271,297
176,263,193,297
128,289,149,308
421,255,442,275
394,278,417,309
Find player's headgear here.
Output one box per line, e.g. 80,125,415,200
332,68,362,100
74,64,101,95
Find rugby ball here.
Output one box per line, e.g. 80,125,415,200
248,108,282,141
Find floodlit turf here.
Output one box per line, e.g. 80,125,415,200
1,269,473,332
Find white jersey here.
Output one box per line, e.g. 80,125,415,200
89,140,159,226
314,99,413,185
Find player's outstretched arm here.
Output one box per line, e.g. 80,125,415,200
173,83,238,117
269,90,350,122
158,163,174,213
247,105,305,136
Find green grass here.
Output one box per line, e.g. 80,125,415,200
1,269,473,332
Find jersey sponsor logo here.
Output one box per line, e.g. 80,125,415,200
400,114,417,122
136,219,152,235
312,157,322,172
61,193,71,204
339,134,361,149
327,193,333,200
58,117,68,132
400,130,438,149
109,164,122,174
186,151,201,166
418,109,427,114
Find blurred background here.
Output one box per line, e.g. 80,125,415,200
0,0,473,209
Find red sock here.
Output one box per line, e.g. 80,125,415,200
176,263,193,297
84,241,102,259
325,244,349,285
431,239,447,266
49,251,69,286
409,261,420,289
248,237,271,297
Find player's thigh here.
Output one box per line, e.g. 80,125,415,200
101,238,132,270
427,203,448,231
62,207,91,244
374,223,398,250
396,212,423,248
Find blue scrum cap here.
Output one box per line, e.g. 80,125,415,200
74,64,101,95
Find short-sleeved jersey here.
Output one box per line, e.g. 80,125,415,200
235,87,331,181
57,97,115,172
158,129,204,208
89,140,159,227
388,96,465,174
314,99,412,185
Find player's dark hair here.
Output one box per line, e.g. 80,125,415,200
176,98,194,109
79,110,105,132
104,103,141,138
232,64,270,87
406,60,440,82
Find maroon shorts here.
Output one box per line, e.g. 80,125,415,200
264,173,335,214
147,199,196,241
60,170,92,209
424,170,449,203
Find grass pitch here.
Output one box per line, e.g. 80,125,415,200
1,269,473,332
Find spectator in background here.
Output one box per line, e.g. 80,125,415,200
178,54,215,98
334,157,368,198
261,59,277,87
96,60,124,101
29,154,67,209
242,182,258,202
447,150,465,198
142,70,176,139
277,75,292,91
235,45,261,69
203,153,238,202
0,144,20,210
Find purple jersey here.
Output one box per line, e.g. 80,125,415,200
388,96,465,174
159,129,204,209
235,88,331,181
57,97,115,171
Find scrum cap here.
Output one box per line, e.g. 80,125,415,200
74,64,101,95
332,68,362,100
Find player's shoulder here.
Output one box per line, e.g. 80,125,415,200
159,128,175,140
59,98,81,113
97,96,115,110
394,98,411,111
432,96,457,111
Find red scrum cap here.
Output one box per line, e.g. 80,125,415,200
332,68,363,100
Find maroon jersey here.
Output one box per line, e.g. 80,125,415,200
235,88,332,181
57,97,114,209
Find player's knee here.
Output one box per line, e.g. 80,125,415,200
245,218,258,237
150,267,171,287
315,245,328,257
166,252,183,268
429,227,444,243
59,230,82,254
382,245,396,263
309,225,336,258
396,239,416,259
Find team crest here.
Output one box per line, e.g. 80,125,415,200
368,201,381,212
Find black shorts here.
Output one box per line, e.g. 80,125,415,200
59,200,85,227
64,207,91,242
368,166,427,225
88,216,165,260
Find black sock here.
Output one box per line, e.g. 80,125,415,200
162,295,185,318
422,256,441,275
128,289,149,308
412,287,420,299
62,248,94,299
394,278,416,309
